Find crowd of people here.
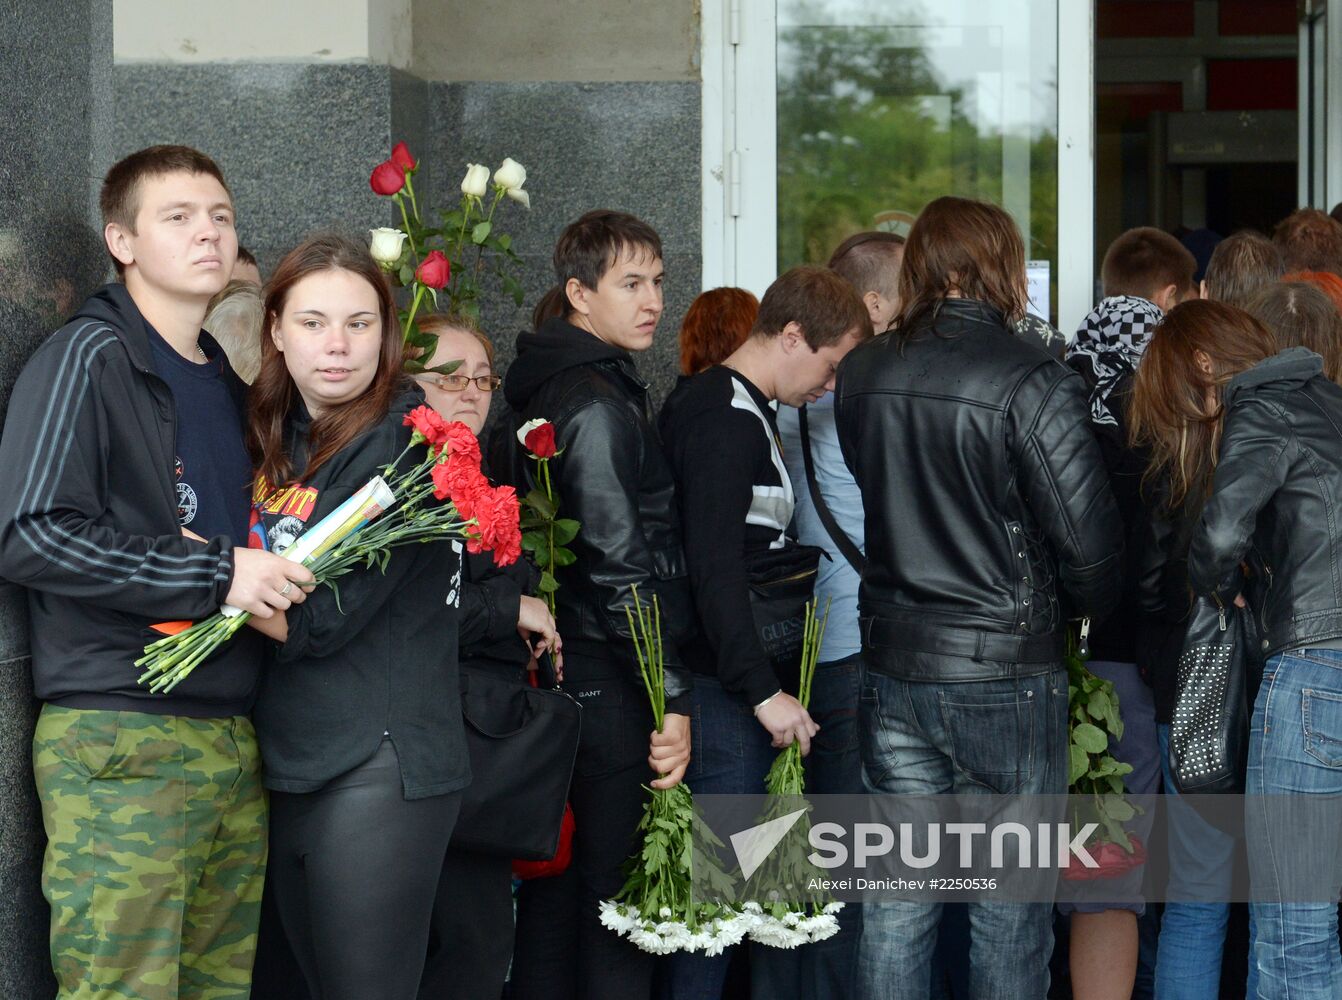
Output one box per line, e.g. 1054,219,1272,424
5,141,1342,1000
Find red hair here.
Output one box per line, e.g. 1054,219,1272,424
1283,270,1342,314
678,287,759,375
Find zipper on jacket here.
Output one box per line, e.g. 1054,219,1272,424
1212,592,1228,632
1258,561,1274,635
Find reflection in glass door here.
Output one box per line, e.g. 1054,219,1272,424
705,0,1093,328
776,1,1057,318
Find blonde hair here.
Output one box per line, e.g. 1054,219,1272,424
204,279,263,384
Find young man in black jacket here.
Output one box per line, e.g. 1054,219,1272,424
0,146,312,999
835,197,1123,1000
497,210,692,1000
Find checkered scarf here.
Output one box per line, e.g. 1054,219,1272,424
1066,295,1164,430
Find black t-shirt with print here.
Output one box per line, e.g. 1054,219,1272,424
146,325,253,546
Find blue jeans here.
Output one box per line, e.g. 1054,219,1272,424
1246,649,1342,1000
1154,722,1258,1000
856,664,1068,1000
660,674,775,1000
753,653,865,1000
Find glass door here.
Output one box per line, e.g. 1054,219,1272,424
1299,0,1342,209
704,0,1094,328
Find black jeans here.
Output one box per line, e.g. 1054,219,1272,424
509,656,658,1000
268,738,462,1000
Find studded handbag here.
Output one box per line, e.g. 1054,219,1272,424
1168,596,1258,794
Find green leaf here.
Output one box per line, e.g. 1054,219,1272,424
398,263,414,286
472,221,492,244
497,233,512,250
520,532,545,554
1106,774,1125,795
1072,722,1108,754
425,358,462,376
551,518,580,545
537,571,559,593
552,547,577,567
1086,690,1112,723
1068,744,1090,785
526,489,556,519
1103,798,1136,822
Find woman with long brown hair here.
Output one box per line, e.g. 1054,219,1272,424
1131,298,1342,998
247,233,470,1000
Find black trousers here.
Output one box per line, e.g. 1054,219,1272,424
508,658,658,1000
421,848,514,1000
268,738,462,1000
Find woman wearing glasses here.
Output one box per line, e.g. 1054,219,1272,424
413,314,562,1000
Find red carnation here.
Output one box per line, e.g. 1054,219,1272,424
523,422,557,460
404,405,450,449
369,159,406,196
390,141,417,173
415,250,451,290
469,485,522,566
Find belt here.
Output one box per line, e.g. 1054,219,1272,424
862,617,1064,667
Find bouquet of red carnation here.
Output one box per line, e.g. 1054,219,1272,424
136,407,521,692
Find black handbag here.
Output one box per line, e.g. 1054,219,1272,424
449,663,582,860
744,540,827,694
1168,596,1258,794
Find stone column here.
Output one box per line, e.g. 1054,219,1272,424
0,1,113,994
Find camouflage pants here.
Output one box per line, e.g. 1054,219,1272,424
32,706,267,1000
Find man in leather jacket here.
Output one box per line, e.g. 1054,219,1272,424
834,196,1124,1000
496,210,692,1000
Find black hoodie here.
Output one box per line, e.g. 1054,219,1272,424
0,283,257,716
497,317,694,708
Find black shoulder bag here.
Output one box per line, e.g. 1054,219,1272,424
798,404,866,575
450,654,582,860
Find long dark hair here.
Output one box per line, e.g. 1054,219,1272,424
1128,299,1276,508
249,232,404,487
894,196,1028,333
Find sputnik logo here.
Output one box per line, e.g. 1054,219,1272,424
729,808,809,880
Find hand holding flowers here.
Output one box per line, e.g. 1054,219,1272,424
137,407,521,692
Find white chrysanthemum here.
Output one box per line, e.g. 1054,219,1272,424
798,913,841,942
822,901,845,915
598,900,638,933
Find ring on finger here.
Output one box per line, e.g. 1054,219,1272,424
279,581,293,597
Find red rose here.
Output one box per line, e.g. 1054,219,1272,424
390,141,417,173
523,422,557,460
369,159,406,196
404,405,450,449
415,250,451,291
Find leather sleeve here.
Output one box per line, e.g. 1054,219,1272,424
1011,366,1125,619
551,397,687,688
1189,398,1291,601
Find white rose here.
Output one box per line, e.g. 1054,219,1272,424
493,157,527,192
505,187,531,209
367,227,407,265
461,163,490,198
516,417,548,447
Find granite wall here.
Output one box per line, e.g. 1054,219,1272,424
106,68,703,403
426,80,703,404
0,1,114,994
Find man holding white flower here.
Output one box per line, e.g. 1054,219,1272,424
498,209,693,1000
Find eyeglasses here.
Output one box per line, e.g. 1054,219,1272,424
416,373,502,392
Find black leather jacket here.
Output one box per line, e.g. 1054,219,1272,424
835,300,1124,681
498,318,694,705
1189,348,1342,657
